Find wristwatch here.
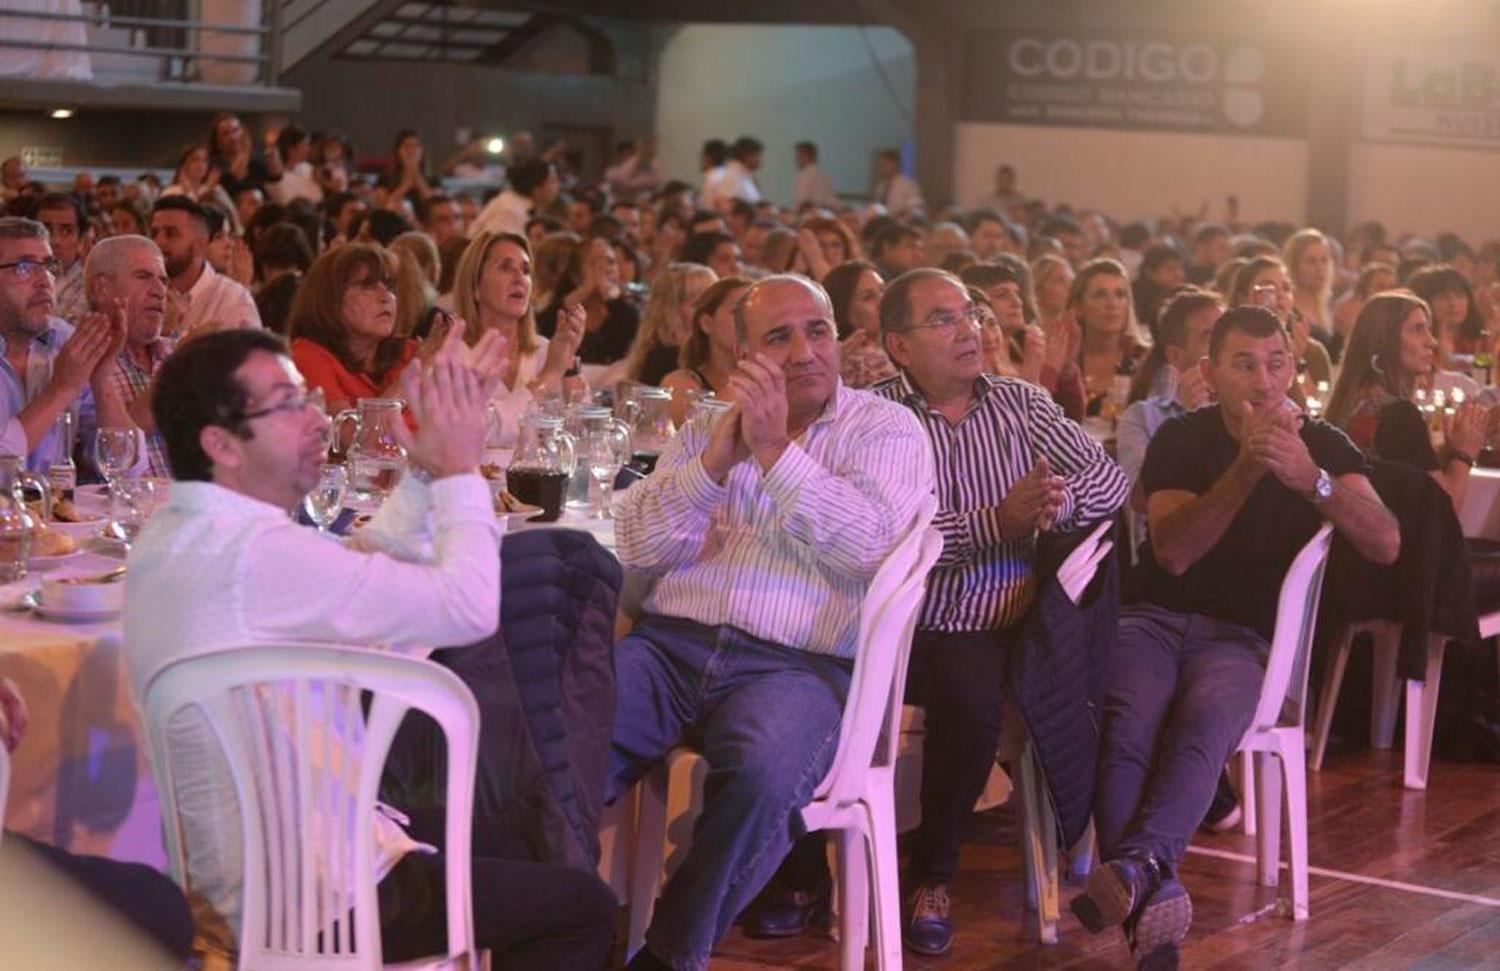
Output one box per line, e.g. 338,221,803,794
1308,467,1333,503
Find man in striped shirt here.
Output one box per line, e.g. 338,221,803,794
608,274,933,971
876,268,1126,955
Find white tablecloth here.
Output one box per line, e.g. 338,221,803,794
0,546,162,868
0,496,621,872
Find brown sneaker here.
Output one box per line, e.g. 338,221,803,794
903,882,954,956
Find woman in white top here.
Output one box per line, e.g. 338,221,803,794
451,231,585,446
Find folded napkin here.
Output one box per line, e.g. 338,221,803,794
1056,520,1113,606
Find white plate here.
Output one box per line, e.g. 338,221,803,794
22,591,120,623
498,503,545,522
28,548,84,569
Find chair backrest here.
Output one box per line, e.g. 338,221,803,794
811,495,941,807
143,644,480,970
1252,523,1335,733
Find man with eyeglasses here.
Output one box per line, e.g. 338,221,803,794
0,216,132,473
149,195,260,337
35,192,90,324
874,268,1125,954
124,327,619,967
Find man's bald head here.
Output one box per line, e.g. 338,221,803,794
732,273,832,345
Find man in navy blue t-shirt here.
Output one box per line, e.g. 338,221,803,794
1073,307,1400,968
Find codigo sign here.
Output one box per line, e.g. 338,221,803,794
961,30,1305,136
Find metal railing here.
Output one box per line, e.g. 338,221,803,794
0,0,283,86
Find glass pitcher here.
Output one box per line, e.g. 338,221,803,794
564,406,631,508
619,386,675,476
332,398,407,501
506,415,576,522
0,454,49,583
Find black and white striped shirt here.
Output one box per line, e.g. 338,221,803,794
873,371,1129,632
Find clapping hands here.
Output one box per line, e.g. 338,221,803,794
701,352,790,480
998,456,1067,539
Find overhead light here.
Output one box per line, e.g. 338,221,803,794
485,136,505,155
50,108,73,119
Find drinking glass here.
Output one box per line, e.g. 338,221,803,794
107,476,155,549
94,428,137,490
583,438,623,519
303,465,347,533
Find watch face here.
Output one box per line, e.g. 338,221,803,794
1315,471,1333,499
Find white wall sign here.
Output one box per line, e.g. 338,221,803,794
1362,46,1500,147
962,31,1303,136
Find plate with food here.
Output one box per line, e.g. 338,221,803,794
494,489,543,522
27,526,83,567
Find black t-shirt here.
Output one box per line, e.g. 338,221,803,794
538,297,641,366
639,343,680,387
1128,405,1371,640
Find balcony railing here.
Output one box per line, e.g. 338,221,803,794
0,0,283,88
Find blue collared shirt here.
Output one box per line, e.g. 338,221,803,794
0,316,95,472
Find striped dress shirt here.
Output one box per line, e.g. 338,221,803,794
873,371,1128,632
615,383,933,659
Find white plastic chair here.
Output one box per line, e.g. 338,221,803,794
142,644,481,970
1310,610,1500,790
1232,523,1334,923
626,497,942,970
0,741,8,843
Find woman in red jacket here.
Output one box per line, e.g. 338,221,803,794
287,243,417,415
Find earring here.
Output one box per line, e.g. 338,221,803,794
1370,352,1384,375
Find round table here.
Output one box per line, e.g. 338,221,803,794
0,542,162,867
1458,467,1500,541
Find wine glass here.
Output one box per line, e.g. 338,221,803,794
303,465,347,533
106,476,155,549
583,437,623,519
94,428,137,491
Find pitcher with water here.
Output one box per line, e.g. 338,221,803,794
619,386,675,476
332,398,407,500
0,454,48,583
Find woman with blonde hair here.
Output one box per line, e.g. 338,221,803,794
388,230,440,338
531,231,581,311
288,243,415,415
451,231,585,445
1070,257,1147,417
617,262,717,386
662,276,752,426
1284,228,1336,347
1229,255,1333,396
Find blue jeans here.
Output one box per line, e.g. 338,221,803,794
1094,604,1265,873
606,615,852,971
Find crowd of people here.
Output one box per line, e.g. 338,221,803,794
2,112,1499,969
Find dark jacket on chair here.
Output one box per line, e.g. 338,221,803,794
382,528,621,870
1321,459,1478,680
1009,520,1121,849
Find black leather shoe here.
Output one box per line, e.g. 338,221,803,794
743,881,832,939
1127,878,1192,969
903,882,954,956
1071,854,1161,933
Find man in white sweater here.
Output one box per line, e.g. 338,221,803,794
124,328,616,967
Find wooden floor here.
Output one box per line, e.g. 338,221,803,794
691,749,1500,969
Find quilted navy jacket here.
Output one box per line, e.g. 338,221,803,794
383,527,621,870
1008,520,1121,850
